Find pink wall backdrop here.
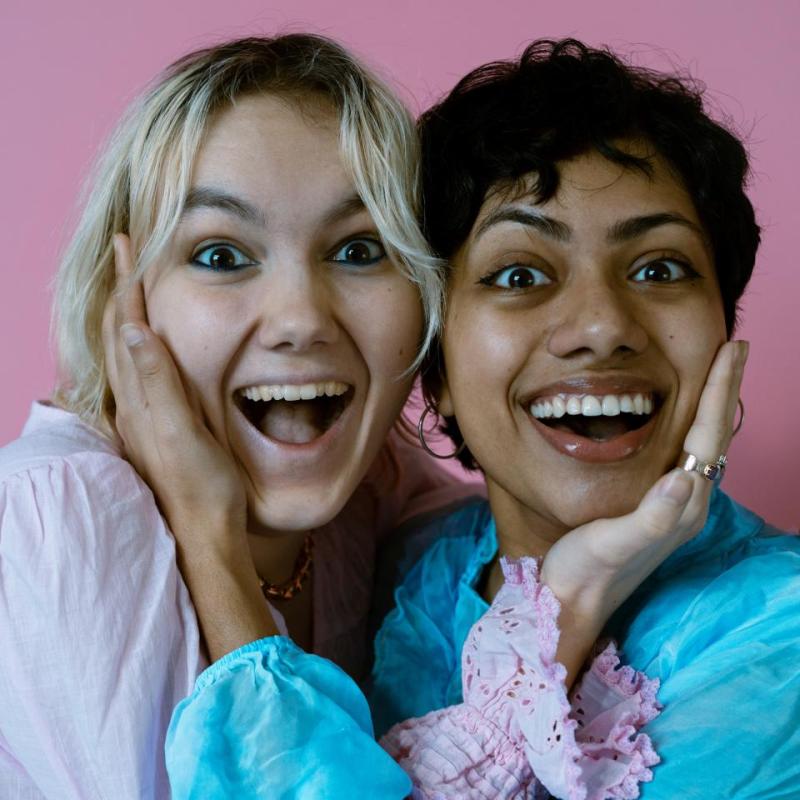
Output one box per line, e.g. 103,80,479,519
2,0,797,528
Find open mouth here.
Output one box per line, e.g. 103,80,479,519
528,391,660,462
235,381,354,445
531,392,657,442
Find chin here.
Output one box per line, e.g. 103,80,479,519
539,467,659,531
246,488,350,536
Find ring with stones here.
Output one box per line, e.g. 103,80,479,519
679,452,727,482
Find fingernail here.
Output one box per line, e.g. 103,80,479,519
739,340,750,367
121,323,145,348
658,468,693,504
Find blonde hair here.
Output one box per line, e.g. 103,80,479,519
53,34,442,428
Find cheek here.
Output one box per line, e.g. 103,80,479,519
444,302,535,397
145,278,240,397
656,303,726,408
352,281,424,377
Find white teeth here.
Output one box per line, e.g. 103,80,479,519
566,396,582,415
581,396,603,416
239,381,349,402
529,392,655,419
601,395,621,416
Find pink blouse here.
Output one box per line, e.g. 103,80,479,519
381,558,660,799
0,402,477,799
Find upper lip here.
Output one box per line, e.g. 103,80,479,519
521,374,664,406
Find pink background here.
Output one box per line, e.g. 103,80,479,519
2,0,797,529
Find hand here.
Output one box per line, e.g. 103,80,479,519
102,234,277,657
101,234,247,554
541,340,748,681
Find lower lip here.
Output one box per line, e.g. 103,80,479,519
528,412,658,463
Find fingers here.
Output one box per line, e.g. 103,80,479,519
121,322,198,437
632,468,695,542
682,340,748,465
103,235,149,423
670,340,748,544
113,234,147,328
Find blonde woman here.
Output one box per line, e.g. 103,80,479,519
0,35,475,798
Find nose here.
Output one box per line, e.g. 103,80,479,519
546,274,649,362
255,262,339,352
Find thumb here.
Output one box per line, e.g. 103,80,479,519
634,468,694,541
120,323,164,380
120,321,197,427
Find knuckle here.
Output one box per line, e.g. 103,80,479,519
642,507,679,539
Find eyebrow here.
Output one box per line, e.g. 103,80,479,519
474,207,572,242
180,188,366,230
182,187,266,227
606,212,704,243
320,194,367,228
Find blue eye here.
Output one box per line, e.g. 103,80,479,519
483,265,552,289
330,238,385,266
192,243,256,272
630,258,697,283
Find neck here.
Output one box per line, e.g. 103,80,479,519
246,523,309,586
483,479,569,602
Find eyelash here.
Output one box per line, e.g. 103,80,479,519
328,236,386,267
628,257,700,283
478,264,552,290
191,242,256,272
189,234,386,275
477,255,700,291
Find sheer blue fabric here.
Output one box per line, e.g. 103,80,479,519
166,637,411,798
371,490,800,798
167,491,800,798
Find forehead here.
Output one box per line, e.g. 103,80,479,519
475,148,702,235
191,92,346,193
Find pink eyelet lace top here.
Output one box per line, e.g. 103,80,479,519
380,557,661,799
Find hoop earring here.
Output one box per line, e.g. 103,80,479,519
733,398,745,436
417,403,466,460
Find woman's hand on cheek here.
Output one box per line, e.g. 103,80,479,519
541,340,748,684
102,234,248,559
103,235,278,657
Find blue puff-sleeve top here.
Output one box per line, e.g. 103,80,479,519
167,491,800,799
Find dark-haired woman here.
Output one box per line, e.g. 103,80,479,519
368,40,800,798
160,40,798,800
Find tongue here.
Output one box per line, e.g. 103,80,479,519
260,400,324,444
552,415,634,442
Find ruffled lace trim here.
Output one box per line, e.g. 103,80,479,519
500,557,586,798
589,644,661,726
501,557,661,800
380,555,661,800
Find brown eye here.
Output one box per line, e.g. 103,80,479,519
630,258,697,283
481,265,551,289
331,238,385,266
192,244,255,272
507,268,535,288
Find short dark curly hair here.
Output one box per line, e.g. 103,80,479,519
419,38,761,470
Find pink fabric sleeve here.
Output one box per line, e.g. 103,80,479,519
0,455,204,799
380,557,660,800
